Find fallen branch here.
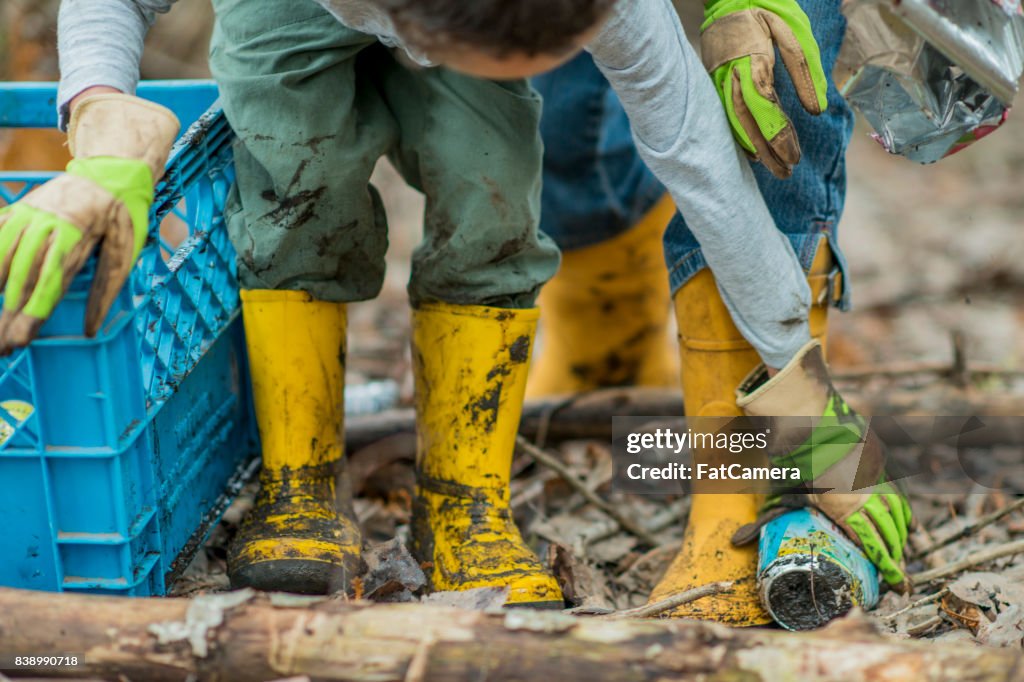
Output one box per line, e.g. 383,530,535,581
604,582,732,620
905,615,945,638
879,589,950,623
917,497,1024,558
831,360,1024,381
0,587,1022,682
912,538,1024,585
345,387,1024,455
515,436,660,547
346,388,684,452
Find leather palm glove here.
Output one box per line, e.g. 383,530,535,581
0,94,179,354
701,0,829,178
730,339,913,592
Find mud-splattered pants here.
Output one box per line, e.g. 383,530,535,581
209,0,560,308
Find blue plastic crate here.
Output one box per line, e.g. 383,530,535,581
0,82,258,595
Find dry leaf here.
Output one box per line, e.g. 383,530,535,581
362,538,426,602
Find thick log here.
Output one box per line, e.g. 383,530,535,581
346,388,684,451
0,587,1021,682
345,386,1024,453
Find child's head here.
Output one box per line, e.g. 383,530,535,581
376,0,618,79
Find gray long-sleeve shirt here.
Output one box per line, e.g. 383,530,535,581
57,0,812,369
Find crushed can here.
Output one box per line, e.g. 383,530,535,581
835,0,1024,163
758,508,880,631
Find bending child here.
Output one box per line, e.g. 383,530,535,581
530,0,908,623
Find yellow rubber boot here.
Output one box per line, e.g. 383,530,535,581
806,239,839,353
527,194,678,398
411,303,563,608
227,290,364,594
647,239,836,624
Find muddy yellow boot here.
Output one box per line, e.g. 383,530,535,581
647,239,837,624
527,194,678,397
806,238,840,353
411,302,563,608
227,290,364,594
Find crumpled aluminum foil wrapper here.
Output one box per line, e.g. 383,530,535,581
836,0,1024,163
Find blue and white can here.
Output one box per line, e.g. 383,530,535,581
758,508,880,631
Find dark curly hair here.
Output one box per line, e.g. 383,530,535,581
374,0,619,57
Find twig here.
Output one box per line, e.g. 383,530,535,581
509,477,549,511
917,496,1024,558
905,615,944,637
831,360,1024,381
515,436,660,547
834,360,950,380
911,538,1024,585
880,588,950,623
603,582,733,620
951,331,969,389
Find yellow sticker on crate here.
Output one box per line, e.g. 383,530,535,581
0,400,34,445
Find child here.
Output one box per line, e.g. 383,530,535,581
529,0,878,624
0,0,907,608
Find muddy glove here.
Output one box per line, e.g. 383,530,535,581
701,0,829,178
730,340,913,592
0,94,179,353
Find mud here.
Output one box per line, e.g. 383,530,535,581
178,108,222,147
295,134,337,155
764,556,856,631
226,463,365,593
487,365,512,381
468,386,501,431
261,185,327,228
489,238,527,265
508,335,531,364
569,352,636,388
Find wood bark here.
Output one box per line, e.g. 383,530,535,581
345,386,1024,453
346,388,684,451
1,587,1022,682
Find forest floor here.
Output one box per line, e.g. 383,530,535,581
4,0,1023,654
170,118,1024,649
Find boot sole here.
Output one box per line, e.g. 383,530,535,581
505,600,565,610
230,556,365,595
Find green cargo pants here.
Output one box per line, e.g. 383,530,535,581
208,0,560,308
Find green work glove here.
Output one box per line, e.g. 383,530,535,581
0,94,179,353
730,340,914,591
701,0,829,178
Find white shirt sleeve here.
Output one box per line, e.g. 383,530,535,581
57,0,177,127
585,0,812,369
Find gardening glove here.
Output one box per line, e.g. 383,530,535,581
0,94,179,354
701,0,829,178
729,339,913,592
